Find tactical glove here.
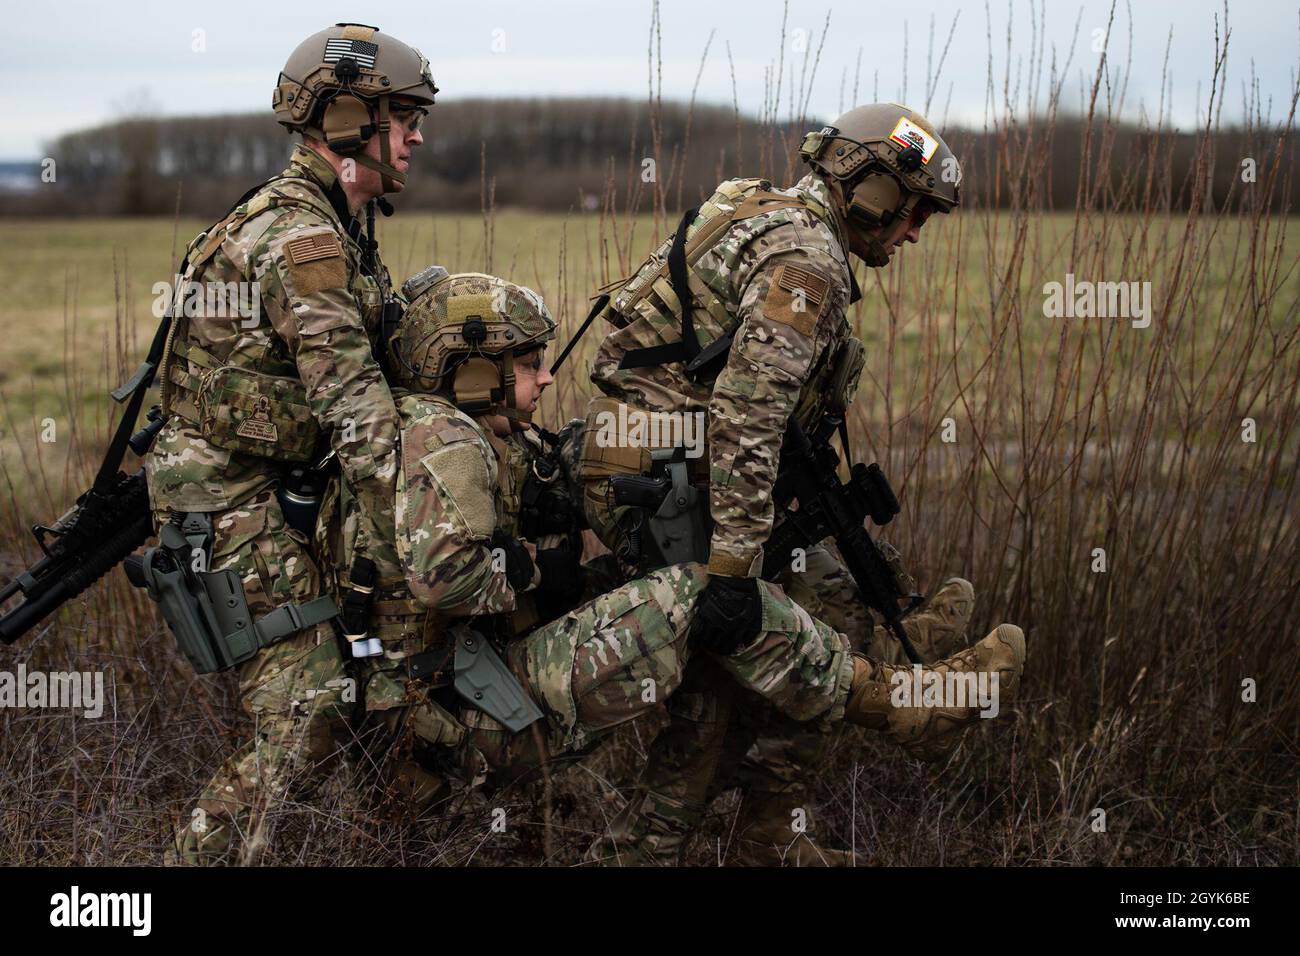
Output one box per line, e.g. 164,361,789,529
691,573,763,655
534,542,588,621
490,529,536,592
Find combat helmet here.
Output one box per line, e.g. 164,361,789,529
272,23,438,192
799,104,960,266
394,270,557,424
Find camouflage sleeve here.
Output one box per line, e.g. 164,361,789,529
394,412,517,616
706,244,849,577
257,221,400,556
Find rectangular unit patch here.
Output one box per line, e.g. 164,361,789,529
889,117,939,163
286,232,342,265
324,38,378,69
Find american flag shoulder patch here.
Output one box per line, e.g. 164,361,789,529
324,38,378,69
286,232,342,265
775,263,829,308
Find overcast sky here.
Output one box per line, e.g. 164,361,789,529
1,0,1296,159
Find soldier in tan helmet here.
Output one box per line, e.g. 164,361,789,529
143,23,436,864
568,104,998,865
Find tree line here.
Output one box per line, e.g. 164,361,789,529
1,97,1292,217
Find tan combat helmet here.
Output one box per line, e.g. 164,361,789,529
272,23,438,192
800,104,960,266
394,271,557,424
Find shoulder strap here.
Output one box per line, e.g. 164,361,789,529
618,191,815,380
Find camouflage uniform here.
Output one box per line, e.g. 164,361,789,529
339,392,853,788
146,144,400,863
601,554,979,865
573,172,878,863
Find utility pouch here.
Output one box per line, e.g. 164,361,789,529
450,626,542,733
197,365,320,462
792,335,866,430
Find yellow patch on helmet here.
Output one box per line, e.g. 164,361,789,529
889,117,939,164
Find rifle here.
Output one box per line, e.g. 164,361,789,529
761,415,926,665
0,258,185,646
0,410,167,645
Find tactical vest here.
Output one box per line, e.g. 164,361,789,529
158,173,386,462
583,177,865,475
605,177,836,373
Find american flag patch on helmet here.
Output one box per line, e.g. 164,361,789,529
324,38,378,69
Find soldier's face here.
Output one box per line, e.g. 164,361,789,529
484,347,553,437
874,201,934,259
513,347,553,414
357,97,425,195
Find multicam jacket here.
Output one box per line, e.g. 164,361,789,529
333,391,533,624
590,173,858,578
145,144,400,557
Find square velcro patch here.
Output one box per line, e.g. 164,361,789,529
762,262,831,336
286,232,342,265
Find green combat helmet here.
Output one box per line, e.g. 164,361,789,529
394,271,557,424
272,23,438,192
799,103,961,266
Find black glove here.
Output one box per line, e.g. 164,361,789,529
490,529,535,592
521,486,582,538
691,574,763,655
534,542,588,621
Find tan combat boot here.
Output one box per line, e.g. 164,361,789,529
733,789,854,866
845,623,1026,761
865,577,976,663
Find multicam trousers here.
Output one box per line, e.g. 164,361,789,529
168,489,354,865
603,544,976,864
368,562,856,797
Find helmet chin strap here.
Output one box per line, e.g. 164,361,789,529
854,234,892,268
490,351,536,426
350,96,405,192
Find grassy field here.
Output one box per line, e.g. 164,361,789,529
1,193,1297,865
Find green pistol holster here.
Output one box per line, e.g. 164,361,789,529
449,625,542,733
609,447,712,573
133,514,339,674
643,448,710,568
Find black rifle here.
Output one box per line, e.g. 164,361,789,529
762,416,926,665
0,409,167,644
0,252,186,646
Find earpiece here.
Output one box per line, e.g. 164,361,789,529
321,95,374,153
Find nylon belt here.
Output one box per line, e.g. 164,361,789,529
255,595,340,644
